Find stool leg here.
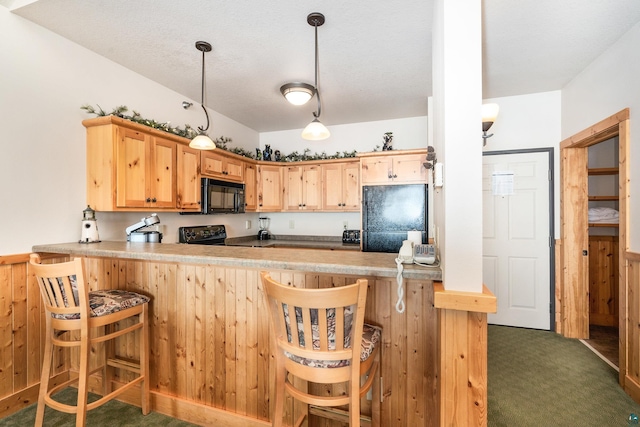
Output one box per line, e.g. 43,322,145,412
75,331,91,426
35,318,54,427
140,304,150,415
272,361,286,427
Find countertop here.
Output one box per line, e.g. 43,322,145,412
32,241,442,281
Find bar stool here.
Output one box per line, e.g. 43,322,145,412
260,272,382,426
30,254,150,426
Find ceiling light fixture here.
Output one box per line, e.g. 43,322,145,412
301,12,330,141
280,82,315,106
189,41,216,150
481,103,499,146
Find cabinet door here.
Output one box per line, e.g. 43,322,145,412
361,156,393,184
116,128,150,208
302,165,322,210
201,151,224,177
258,165,282,211
322,163,344,210
244,163,257,211
151,137,177,208
176,143,201,211
284,165,304,210
393,154,427,183
225,157,244,182
342,161,360,210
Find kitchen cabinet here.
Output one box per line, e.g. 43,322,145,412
201,150,244,182
176,144,201,211
115,129,176,209
84,116,200,212
257,164,283,211
244,163,257,211
360,149,428,185
283,164,322,211
322,160,360,211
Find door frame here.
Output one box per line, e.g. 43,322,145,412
558,108,629,383
483,148,555,329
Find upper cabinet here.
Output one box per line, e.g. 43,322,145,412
244,163,258,211
322,160,360,211
84,116,200,212
283,164,322,211
360,149,428,185
201,150,244,182
257,164,283,212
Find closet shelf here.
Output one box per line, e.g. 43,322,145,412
588,167,619,176
589,195,619,201
589,223,619,228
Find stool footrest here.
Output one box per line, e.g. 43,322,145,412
309,405,372,425
107,357,142,374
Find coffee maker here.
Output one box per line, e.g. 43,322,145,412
257,217,270,241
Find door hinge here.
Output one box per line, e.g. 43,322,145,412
548,169,552,181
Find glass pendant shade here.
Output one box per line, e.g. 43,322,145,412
481,103,500,130
301,118,330,140
189,133,216,150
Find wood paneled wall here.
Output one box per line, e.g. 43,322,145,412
589,236,619,327
622,254,640,403
0,253,443,425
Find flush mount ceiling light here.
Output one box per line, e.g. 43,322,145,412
280,82,316,106
481,103,499,146
300,12,330,141
189,41,216,150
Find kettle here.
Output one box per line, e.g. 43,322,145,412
80,205,100,243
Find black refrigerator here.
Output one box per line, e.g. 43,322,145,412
362,184,427,253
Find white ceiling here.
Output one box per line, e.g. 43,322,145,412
6,0,640,132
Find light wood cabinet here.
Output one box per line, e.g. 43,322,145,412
257,164,283,211
244,163,257,211
360,150,428,185
283,164,322,211
322,160,360,211
114,129,176,209
201,150,244,182
176,144,201,211
84,116,200,212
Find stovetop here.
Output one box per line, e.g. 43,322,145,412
178,225,227,245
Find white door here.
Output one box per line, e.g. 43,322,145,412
483,151,552,330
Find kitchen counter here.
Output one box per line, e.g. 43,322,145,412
225,234,361,251
32,241,441,280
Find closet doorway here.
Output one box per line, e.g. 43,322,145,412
559,108,629,379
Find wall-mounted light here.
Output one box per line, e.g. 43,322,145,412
280,82,315,106
482,103,499,146
300,13,330,141
189,41,216,150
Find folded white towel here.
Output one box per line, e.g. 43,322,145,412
589,207,619,222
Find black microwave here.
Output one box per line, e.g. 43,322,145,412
201,178,245,214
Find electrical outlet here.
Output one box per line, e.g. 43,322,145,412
343,221,348,229
289,220,295,229
245,220,251,229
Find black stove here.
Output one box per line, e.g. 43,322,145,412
178,225,227,245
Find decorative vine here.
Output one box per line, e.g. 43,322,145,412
81,104,383,161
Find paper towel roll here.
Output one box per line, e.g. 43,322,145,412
407,230,422,246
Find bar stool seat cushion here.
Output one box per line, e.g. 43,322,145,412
49,275,150,320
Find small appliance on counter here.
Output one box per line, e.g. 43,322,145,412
342,229,361,245
258,217,270,241
79,205,100,243
178,225,227,245
125,214,162,243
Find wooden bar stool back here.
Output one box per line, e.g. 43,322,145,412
261,272,382,427
30,254,150,426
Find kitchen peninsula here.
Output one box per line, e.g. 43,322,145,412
30,242,492,426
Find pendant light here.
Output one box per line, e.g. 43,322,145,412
189,41,216,150
301,13,330,141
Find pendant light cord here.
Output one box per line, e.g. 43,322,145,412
313,19,322,120
198,46,210,133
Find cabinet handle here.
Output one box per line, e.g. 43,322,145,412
393,174,397,178
152,197,157,203
302,204,306,207
146,197,151,202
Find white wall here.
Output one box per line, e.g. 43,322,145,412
0,8,258,254
562,20,640,251
482,91,562,237
259,117,428,237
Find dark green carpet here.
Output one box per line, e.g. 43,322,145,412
0,388,198,426
488,325,640,426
